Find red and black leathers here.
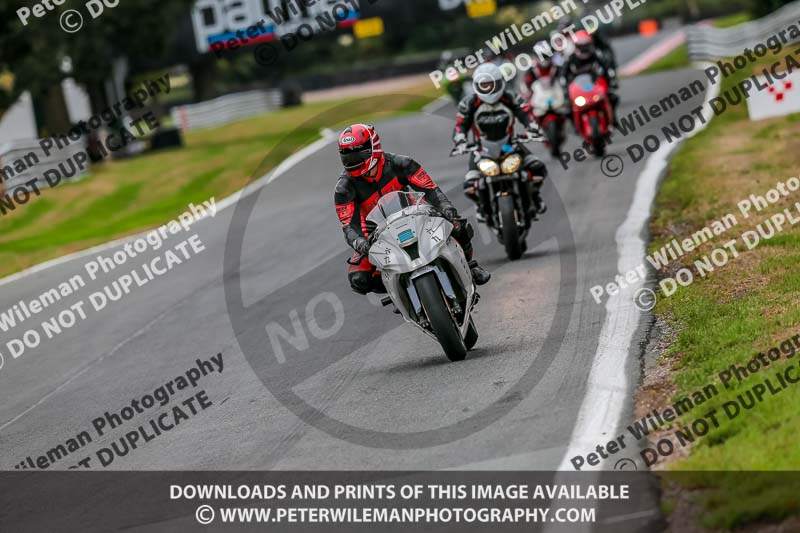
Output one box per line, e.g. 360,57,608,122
561,50,619,122
524,64,559,93
334,153,475,294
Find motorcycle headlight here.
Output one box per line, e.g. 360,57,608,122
574,96,587,107
501,153,522,174
477,159,500,177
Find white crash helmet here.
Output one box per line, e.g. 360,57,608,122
472,63,505,104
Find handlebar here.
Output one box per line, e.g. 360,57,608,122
345,211,460,264
449,133,544,157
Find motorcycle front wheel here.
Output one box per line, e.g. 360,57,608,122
498,195,523,261
546,120,562,158
589,115,606,157
415,273,467,362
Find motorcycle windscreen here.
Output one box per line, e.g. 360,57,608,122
365,191,426,226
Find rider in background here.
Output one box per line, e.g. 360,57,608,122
334,123,491,295
555,17,617,76
453,63,548,223
524,46,560,95
561,30,620,124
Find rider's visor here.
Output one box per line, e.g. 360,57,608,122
476,79,499,95
340,143,372,170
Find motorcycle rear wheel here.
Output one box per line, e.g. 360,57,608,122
415,273,467,362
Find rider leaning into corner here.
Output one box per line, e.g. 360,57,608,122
452,62,549,223
334,123,492,296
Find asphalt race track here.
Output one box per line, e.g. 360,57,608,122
1,32,701,480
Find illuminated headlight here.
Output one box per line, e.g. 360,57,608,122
501,153,522,174
592,94,602,102
477,159,500,177
574,96,587,107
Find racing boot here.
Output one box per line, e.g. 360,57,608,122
529,177,547,217
469,260,491,286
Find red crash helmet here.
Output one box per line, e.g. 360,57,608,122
573,30,595,60
338,124,384,178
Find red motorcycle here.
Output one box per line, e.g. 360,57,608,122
568,73,614,157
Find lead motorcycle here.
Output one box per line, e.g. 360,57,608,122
350,191,479,362
451,133,542,261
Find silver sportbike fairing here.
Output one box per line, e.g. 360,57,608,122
365,191,478,360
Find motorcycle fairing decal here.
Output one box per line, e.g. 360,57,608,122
408,168,435,190
336,202,355,227
360,177,403,222
398,229,415,243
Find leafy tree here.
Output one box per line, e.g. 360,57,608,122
750,0,794,17
0,0,193,134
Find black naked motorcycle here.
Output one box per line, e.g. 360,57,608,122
451,133,542,261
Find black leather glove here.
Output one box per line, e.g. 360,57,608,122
353,237,370,255
441,205,459,221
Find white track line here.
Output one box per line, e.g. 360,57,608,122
0,129,337,289
619,30,687,77
0,131,338,430
556,69,720,472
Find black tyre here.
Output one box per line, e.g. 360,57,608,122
465,317,479,350
498,195,523,261
546,120,562,158
589,115,606,157
414,273,467,361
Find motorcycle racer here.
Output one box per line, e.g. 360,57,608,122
334,123,491,295
561,30,620,121
453,63,548,221
524,47,560,93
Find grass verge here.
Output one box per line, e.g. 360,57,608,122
645,51,800,529
0,83,438,278
640,44,690,75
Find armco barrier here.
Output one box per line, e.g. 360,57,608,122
687,1,800,61
171,89,284,131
